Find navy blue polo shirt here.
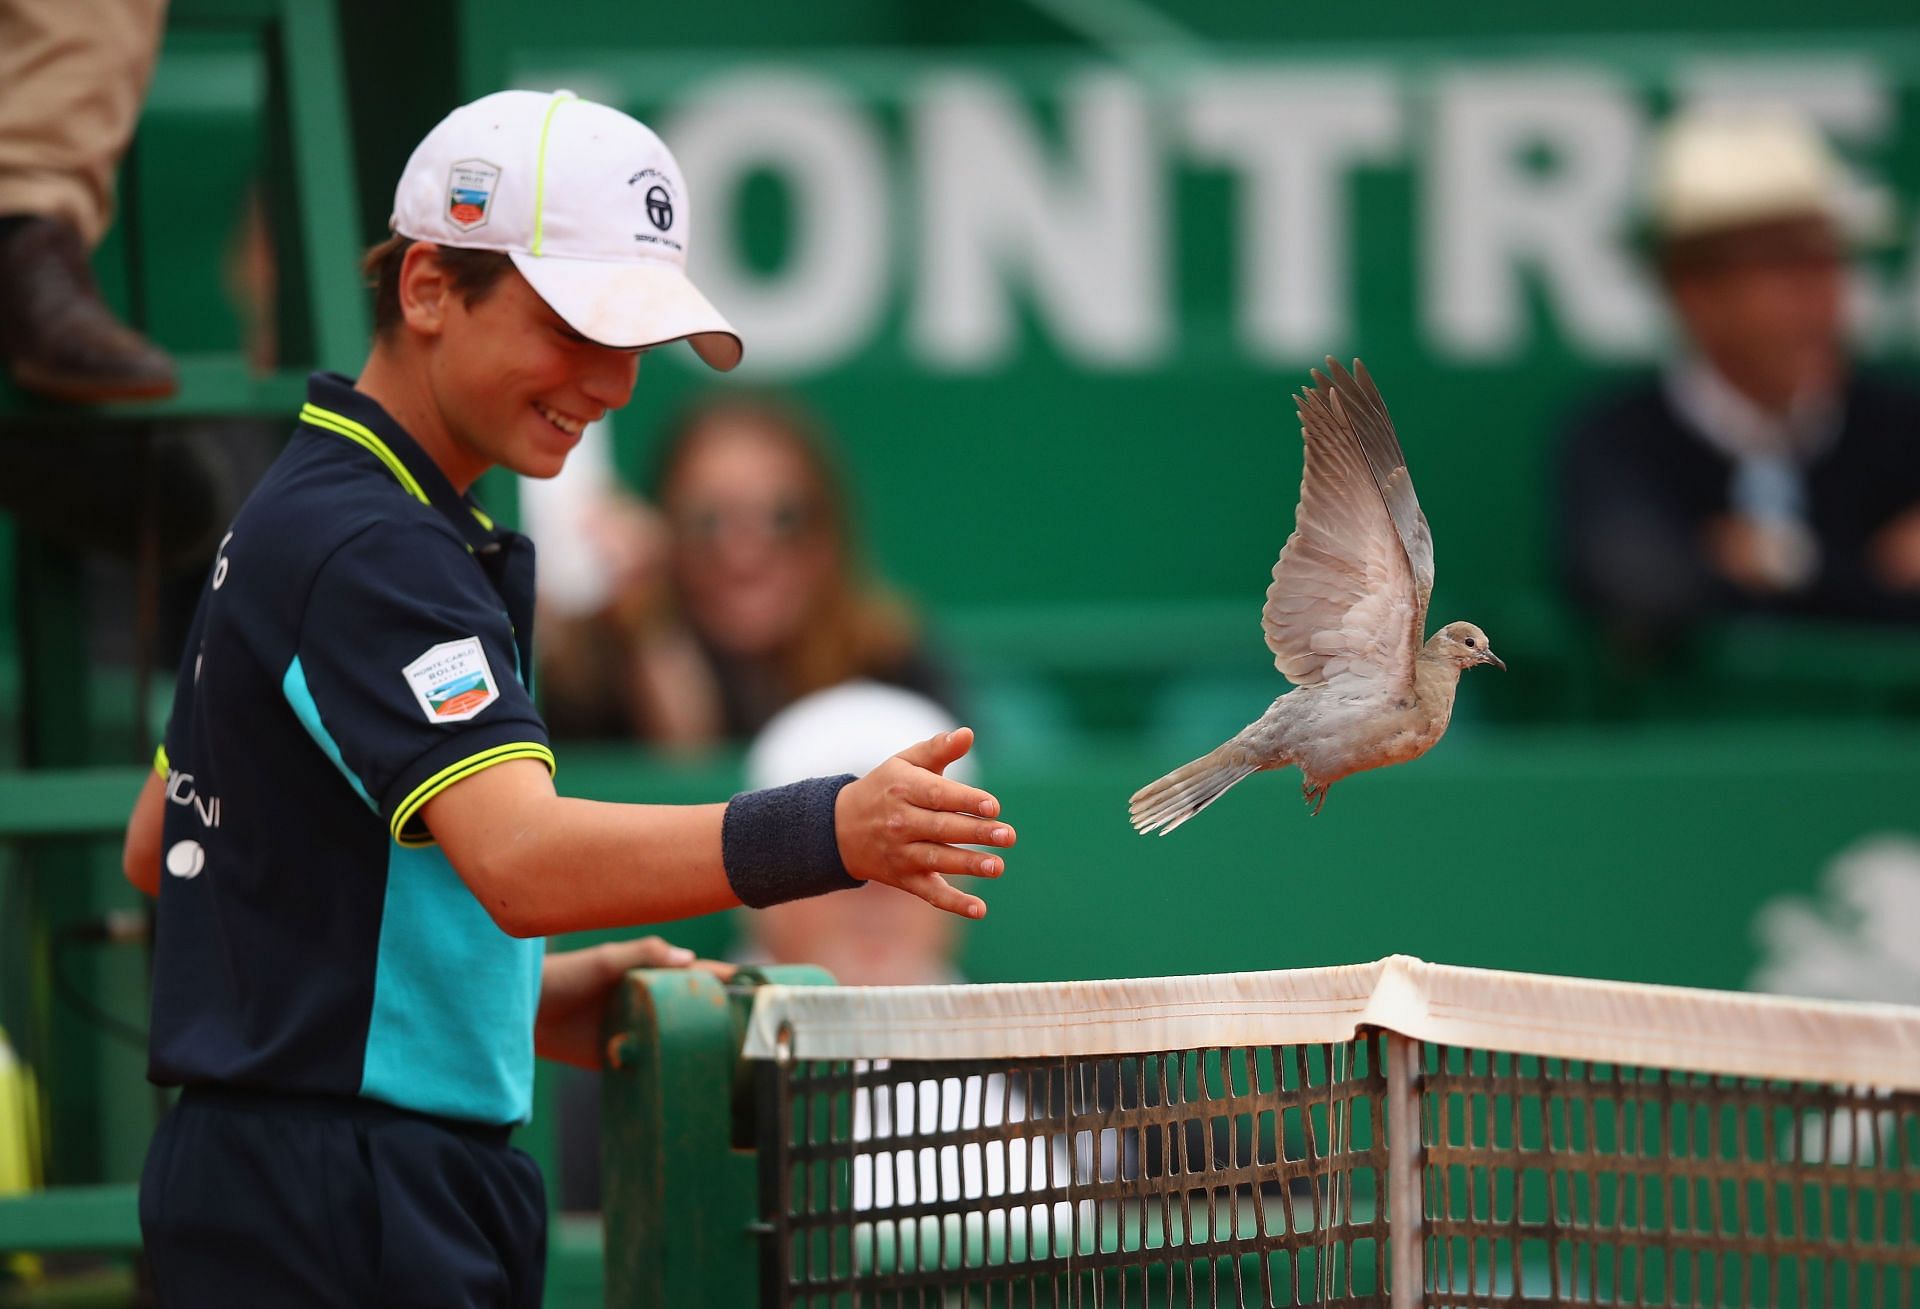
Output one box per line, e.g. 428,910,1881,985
148,373,555,1126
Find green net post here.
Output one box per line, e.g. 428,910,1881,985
600,963,833,1308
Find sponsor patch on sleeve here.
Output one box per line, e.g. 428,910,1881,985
403,637,499,724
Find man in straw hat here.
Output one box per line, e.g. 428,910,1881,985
119,90,1016,1306
1558,104,1920,644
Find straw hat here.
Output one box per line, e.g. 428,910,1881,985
1646,106,1844,245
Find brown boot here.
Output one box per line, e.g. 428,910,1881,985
0,214,177,403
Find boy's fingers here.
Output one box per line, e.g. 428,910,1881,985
899,871,987,920
910,773,1000,820
605,937,731,980
906,842,1004,880
599,932,706,975
893,727,974,777
611,936,696,969
907,812,1015,849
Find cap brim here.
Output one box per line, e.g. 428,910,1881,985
509,251,743,371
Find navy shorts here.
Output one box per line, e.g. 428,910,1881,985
140,1086,547,1308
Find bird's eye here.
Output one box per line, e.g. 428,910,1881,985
1464,637,1477,648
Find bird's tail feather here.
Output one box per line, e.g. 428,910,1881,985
1129,743,1262,836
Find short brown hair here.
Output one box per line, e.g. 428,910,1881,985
361,234,516,338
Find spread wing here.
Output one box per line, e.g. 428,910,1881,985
1260,358,1436,691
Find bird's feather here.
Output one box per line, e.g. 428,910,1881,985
1128,740,1262,835
1260,358,1433,693
1324,358,1434,604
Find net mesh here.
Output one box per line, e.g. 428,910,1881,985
760,1038,1391,1307
1420,1047,1920,1308
746,962,1920,1307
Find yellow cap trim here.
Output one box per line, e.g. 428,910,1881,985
390,741,556,847
299,404,430,505
530,91,576,258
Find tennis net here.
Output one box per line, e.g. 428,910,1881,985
741,956,1920,1308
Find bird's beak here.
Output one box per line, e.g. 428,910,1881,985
1481,649,1506,671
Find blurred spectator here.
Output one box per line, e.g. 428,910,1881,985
1557,106,1920,650
0,0,177,401
0,177,285,701
536,394,957,745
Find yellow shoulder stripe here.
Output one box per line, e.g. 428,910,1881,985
299,404,430,505
153,744,170,777
390,742,557,848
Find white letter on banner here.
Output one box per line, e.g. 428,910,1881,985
1676,57,1889,148
1186,71,1401,361
664,72,889,374
1424,70,1657,360
912,72,1166,370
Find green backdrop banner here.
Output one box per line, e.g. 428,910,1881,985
475,34,1920,628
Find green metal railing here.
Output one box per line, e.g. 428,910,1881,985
0,0,369,1288
0,770,146,1266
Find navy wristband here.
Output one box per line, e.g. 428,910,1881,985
722,774,863,908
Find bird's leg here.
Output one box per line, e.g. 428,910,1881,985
1311,784,1331,817
1301,781,1321,814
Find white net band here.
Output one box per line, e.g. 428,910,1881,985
743,954,1920,1089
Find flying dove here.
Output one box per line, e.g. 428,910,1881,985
1130,358,1502,835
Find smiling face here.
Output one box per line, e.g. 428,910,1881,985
392,244,645,487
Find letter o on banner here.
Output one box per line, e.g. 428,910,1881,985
666,72,891,374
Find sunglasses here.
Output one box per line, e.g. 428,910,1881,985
675,498,820,548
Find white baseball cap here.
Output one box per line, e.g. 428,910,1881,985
392,89,742,371
746,682,976,789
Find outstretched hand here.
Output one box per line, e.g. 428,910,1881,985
834,727,1015,920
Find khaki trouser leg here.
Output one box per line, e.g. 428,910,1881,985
0,0,171,247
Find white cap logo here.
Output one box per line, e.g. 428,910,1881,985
626,166,681,252
642,183,673,232
391,89,740,369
